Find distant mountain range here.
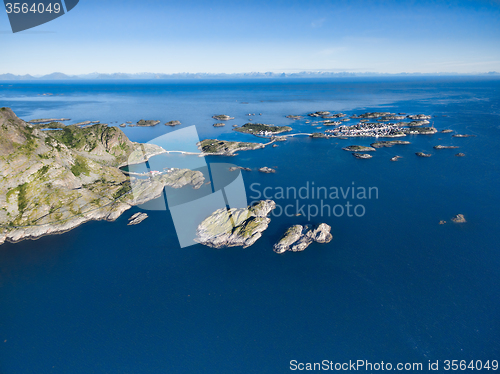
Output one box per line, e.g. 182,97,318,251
0,71,498,80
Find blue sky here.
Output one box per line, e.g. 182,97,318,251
1,0,500,74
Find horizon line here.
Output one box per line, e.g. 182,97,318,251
0,71,499,80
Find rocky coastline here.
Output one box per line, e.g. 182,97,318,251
0,108,203,245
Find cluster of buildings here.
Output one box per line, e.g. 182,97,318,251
325,122,405,137
257,130,277,136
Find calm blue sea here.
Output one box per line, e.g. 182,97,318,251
0,77,499,373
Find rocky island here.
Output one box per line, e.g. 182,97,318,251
353,153,373,159
165,120,181,127
134,120,161,127
310,132,327,138
213,123,226,127
0,107,203,245
258,167,276,173
407,120,430,126
273,223,332,254
370,140,411,148
451,214,466,223
195,200,276,248
402,127,437,135
308,111,331,117
343,145,376,152
197,139,266,155
212,114,234,121
229,166,251,172
233,123,292,136
128,212,148,226
351,112,393,119
434,145,459,149
416,152,432,157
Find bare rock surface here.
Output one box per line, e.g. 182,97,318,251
273,223,332,254
128,212,148,225
195,200,276,248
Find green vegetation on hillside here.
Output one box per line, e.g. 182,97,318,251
234,123,291,135
70,155,90,176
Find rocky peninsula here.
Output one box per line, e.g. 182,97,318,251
273,223,332,254
195,200,276,248
0,107,203,245
29,118,70,124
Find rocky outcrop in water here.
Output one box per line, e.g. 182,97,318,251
343,145,376,152
416,152,432,157
195,200,276,248
136,120,160,127
451,214,466,223
273,223,332,254
258,167,276,173
353,153,372,159
212,115,234,121
433,145,459,149
371,140,410,148
407,114,432,120
128,212,148,225
165,120,181,127
308,111,330,117
229,166,251,172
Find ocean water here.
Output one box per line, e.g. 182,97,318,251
0,77,499,373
